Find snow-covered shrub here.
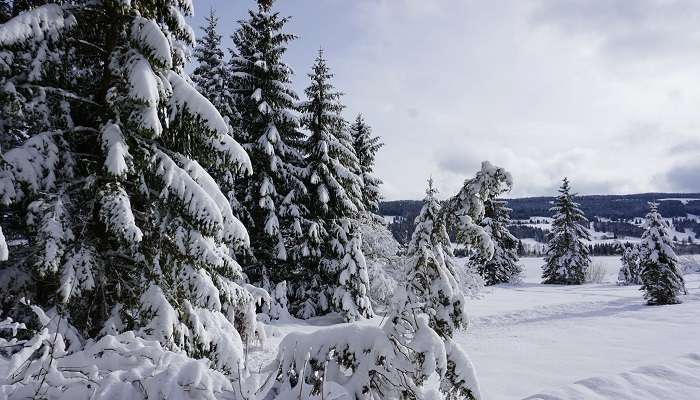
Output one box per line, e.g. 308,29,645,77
585,262,606,284
0,306,246,399
263,292,481,400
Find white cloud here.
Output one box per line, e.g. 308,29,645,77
193,0,700,199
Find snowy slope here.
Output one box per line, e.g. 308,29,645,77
257,256,700,400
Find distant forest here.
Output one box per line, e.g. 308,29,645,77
380,193,700,256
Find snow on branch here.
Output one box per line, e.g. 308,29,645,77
0,308,239,399
446,161,513,259
151,148,224,236
0,133,60,204
131,16,172,68
97,182,143,244
0,4,75,46
101,122,132,178
178,156,249,247
167,71,228,137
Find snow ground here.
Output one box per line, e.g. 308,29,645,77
257,256,700,399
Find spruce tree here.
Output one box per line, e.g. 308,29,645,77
350,114,383,211
639,203,686,305
445,161,513,263
618,243,641,285
469,198,521,285
229,0,308,283
300,50,371,321
407,179,465,338
541,178,591,285
0,1,259,378
402,178,480,399
192,8,235,124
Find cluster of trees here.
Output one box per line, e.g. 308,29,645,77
617,204,687,304
591,219,645,239
0,1,526,398
540,180,686,305
507,193,700,220
190,4,384,321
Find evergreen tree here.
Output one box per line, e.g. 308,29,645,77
618,243,641,285
0,0,259,379
229,0,308,283
192,8,235,124
406,178,465,338
541,178,591,285
394,178,481,399
350,114,383,211
300,50,371,321
639,203,686,305
445,161,513,263
469,198,521,285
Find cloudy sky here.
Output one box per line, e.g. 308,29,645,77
191,0,700,200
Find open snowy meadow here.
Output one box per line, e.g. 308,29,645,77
258,256,700,400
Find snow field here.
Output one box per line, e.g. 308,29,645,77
460,256,700,399
260,256,700,399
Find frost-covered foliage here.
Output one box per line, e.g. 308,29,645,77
358,213,402,308
444,161,513,262
229,0,308,282
192,9,235,125
316,219,373,322
0,306,245,399
298,50,371,321
618,243,642,285
268,280,291,320
468,198,521,286
0,0,261,377
639,203,686,305
350,114,383,212
541,178,591,285
264,289,480,400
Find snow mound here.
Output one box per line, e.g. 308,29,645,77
524,353,700,400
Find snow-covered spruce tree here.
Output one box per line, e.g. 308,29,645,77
350,114,383,212
469,197,521,285
618,242,641,285
407,178,465,338
399,179,481,399
192,8,235,125
0,0,260,387
639,203,686,305
541,178,591,285
444,161,514,265
229,0,308,283
300,50,371,321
